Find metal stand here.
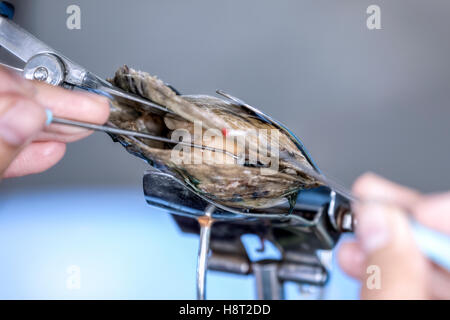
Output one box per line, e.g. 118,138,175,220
208,254,328,300
143,170,352,300
196,204,215,300
253,262,284,300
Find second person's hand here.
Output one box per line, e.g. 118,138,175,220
338,173,450,299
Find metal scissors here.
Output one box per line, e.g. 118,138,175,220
0,16,238,158
0,16,170,114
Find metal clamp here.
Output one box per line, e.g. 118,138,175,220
143,169,351,299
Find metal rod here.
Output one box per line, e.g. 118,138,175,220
0,62,23,74
100,86,173,115
51,117,239,159
196,204,215,300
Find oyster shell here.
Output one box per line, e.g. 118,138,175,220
108,65,322,210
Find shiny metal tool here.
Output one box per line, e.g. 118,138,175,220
0,16,170,115
51,117,238,159
0,16,235,158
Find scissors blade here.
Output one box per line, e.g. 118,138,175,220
0,16,53,63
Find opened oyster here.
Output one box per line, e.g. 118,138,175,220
107,66,322,210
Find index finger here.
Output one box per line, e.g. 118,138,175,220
32,81,110,125
413,193,450,234
353,172,449,234
353,172,422,208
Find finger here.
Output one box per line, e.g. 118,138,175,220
3,141,66,178
31,81,110,140
412,193,450,234
354,172,449,233
0,95,47,176
429,262,450,299
353,172,422,208
35,129,93,143
0,66,110,142
337,241,365,279
356,203,429,299
0,66,37,96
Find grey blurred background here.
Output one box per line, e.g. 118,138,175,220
2,0,450,192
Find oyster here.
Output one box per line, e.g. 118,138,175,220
108,65,322,210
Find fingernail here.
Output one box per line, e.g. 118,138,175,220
356,204,390,253
0,101,45,146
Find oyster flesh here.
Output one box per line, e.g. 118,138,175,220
107,65,322,210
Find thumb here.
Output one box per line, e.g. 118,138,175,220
0,97,47,176
356,203,429,299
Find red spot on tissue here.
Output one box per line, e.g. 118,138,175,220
222,128,228,137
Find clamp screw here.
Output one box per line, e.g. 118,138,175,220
33,67,49,82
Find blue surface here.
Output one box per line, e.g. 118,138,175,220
0,187,359,299
0,2,14,19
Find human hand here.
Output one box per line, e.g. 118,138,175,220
0,66,109,178
338,173,450,299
